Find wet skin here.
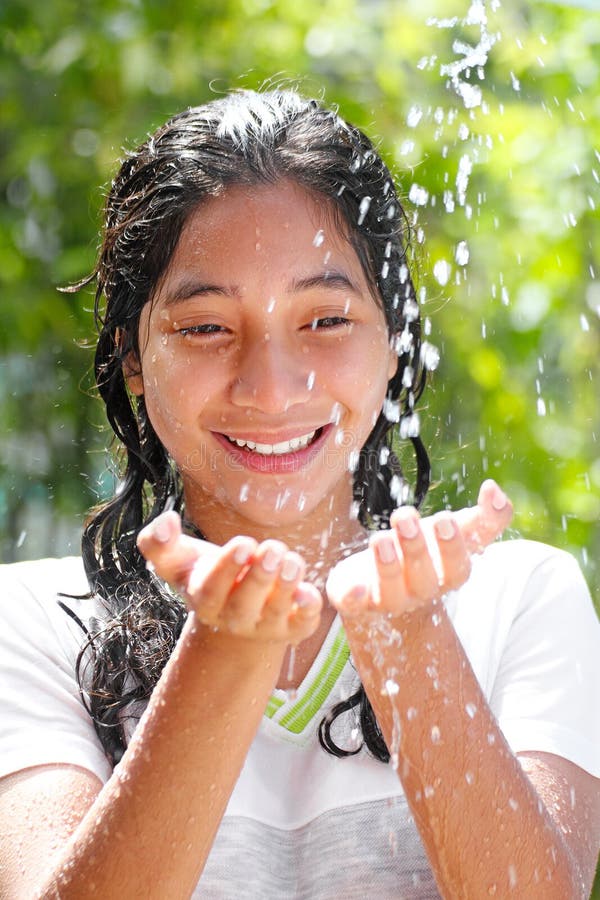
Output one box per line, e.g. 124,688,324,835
128,179,397,547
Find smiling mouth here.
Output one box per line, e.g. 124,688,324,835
221,427,324,456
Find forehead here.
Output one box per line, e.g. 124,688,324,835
169,179,362,274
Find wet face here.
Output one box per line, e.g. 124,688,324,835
128,180,397,538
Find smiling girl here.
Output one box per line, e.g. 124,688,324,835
0,89,598,899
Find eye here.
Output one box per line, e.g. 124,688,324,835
178,323,228,337
308,316,352,330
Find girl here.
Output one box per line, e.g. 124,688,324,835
0,89,598,899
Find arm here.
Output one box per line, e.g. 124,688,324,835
329,481,600,898
0,524,321,899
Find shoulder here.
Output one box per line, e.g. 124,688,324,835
0,555,88,595
0,556,101,663
450,537,591,618
446,538,598,691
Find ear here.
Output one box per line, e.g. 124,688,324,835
123,351,144,396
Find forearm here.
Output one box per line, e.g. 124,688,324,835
343,605,584,899
38,615,286,899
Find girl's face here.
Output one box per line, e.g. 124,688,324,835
128,180,397,537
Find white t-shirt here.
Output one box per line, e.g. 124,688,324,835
0,539,598,898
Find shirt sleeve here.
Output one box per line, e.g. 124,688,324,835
489,547,600,777
0,559,113,784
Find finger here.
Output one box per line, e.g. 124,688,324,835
185,536,257,623
327,583,371,619
389,507,440,603
287,583,323,643
137,512,218,587
221,540,289,633
259,551,306,622
370,531,409,613
432,513,472,592
453,479,513,553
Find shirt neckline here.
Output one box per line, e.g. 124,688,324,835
264,615,350,737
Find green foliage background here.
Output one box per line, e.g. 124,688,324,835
1,0,598,601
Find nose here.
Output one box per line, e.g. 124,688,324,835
230,335,311,414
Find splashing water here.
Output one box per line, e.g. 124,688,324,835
455,240,470,265
358,196,372,225
433,259,451,286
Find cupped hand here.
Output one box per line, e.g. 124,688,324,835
137,512,322,644
326,479,513,618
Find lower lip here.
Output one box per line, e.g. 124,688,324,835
212,425,332,473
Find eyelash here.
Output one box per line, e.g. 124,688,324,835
177,317,352,337
178,324,228,337
308,316,351,330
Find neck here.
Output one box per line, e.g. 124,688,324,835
183,492,368,592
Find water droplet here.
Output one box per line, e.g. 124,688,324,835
465,702,477,718
312,229,324,247
400,413,421,440
455,240,470,266
348,449,359,472
465,771,474,784
357,196,372,226
433,259,451,286
382,679,400,696
407,706,418,720
409,183,429,206
266,297,276,313
431,725,441,743
306,371,315,390
407,105,423,128
403,298,420,323
383,398,401,423
275,490,291,511
239,483,249,503
421,342,440,371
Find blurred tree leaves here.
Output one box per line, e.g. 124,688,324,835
1,0,598,608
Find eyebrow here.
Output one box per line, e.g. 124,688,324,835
290,271,363,295
161,281,233,307
161,270,364,308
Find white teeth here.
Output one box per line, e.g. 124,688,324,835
228,430,317,455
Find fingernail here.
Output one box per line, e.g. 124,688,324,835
295,587,319,608
343,585,368,613
434,516,456,541
394,511,419,540
262,546,283,572
234,540,254,565
152,517,171,543
491,485,507,511
280,555,301,582
374,534,397,564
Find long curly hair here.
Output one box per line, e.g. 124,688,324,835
70,88,431,765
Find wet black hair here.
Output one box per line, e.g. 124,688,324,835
70,88,430,765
